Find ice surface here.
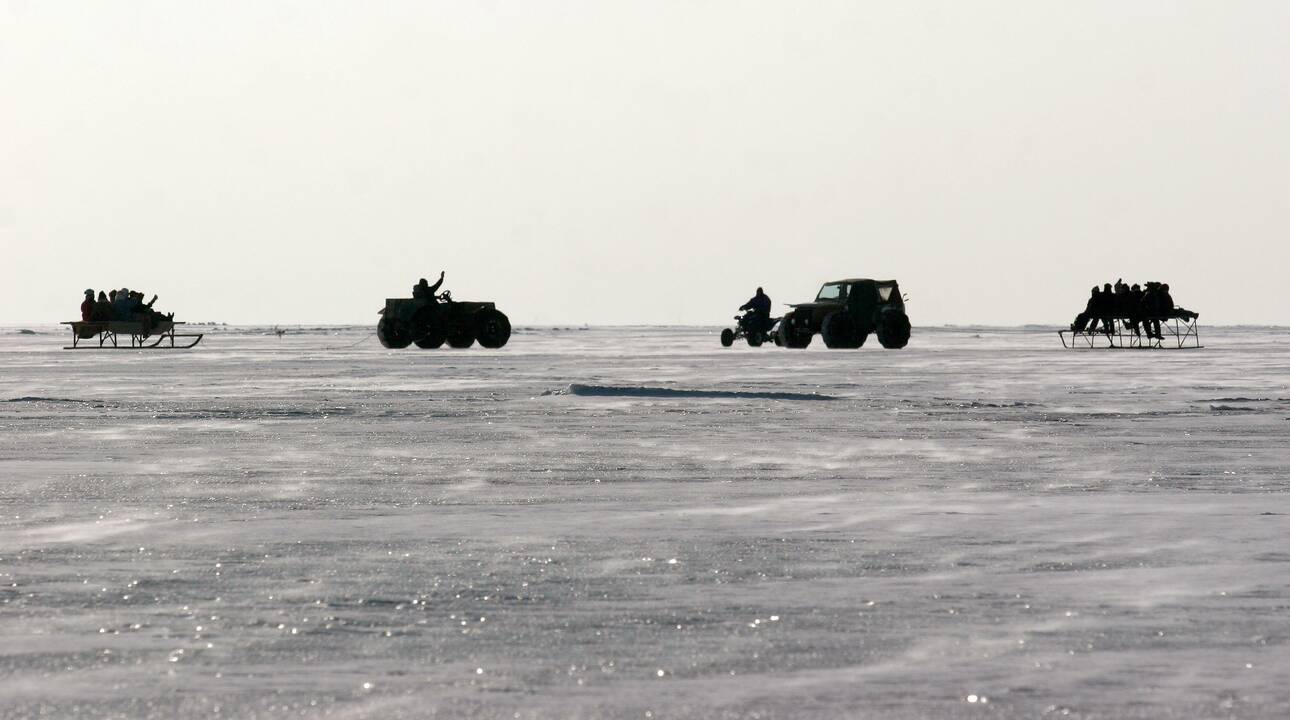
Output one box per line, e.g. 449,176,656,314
1,325,1289,719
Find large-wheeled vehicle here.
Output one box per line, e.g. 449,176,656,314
720,309,779,347
777,279,910,349
377,290,511,349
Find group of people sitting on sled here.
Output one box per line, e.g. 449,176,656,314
79,287,173,331
1070,280,1198,340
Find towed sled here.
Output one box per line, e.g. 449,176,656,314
61,320,203,350
1058,317,1201,350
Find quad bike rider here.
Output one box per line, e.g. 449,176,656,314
377,272,511,349
776,278,910,349
721,287,778,347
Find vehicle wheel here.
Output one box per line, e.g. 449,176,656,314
822,312,861,349
475,309,511,349
446,323,476,348
412,308,446,348
746,332,763,347
777,314,812,349
377,317,412,349
720,328,735,347
877,312,911,349
413,329,445,349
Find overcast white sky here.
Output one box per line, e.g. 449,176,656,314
3,1,1288,326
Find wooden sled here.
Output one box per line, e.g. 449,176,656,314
1058,317,1201,350
61,320,203,350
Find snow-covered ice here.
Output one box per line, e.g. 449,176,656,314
1,325,1288,718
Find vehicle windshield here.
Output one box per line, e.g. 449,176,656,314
816,283,847,302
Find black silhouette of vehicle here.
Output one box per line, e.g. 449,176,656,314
776,279,910,349
377,290,511,349
720,309,779,348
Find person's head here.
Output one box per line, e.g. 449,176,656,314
1161,283,1170,292
109,290,117,301
84,289,94,298
1103,283,1113,293
418,278,428,286
756,287,764,296
98,291,107,302
1132,284,1141,292
1091,286,1100,295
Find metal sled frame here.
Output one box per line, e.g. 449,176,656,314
1058,317,1201,350
61,321,204,350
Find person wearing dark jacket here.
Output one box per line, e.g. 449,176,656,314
1161,283,1199,321
1126,284,1145,337
739,287,773,333
92,291,112,321
413,272,445,300
1071,287,1100,333
1112,279,1132,320
80,290,95,321
1094,283,1115,333
1141,283,1165,339
111,288,133,321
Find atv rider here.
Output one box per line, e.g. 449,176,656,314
413,272,445,301
739,287,773,334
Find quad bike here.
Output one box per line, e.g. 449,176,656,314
720,309,779,347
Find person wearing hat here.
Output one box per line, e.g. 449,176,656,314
112,288,133,321
80,289,95,321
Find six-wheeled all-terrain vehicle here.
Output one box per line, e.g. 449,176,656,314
777,279,910,349
377,291,511,349
720,309,779,348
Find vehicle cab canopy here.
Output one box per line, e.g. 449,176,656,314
815,279,903,311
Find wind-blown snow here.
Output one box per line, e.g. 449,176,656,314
553,383,837,401
1,325,1288,719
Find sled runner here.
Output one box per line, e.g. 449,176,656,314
61,320,203,350
1058,317,1201,350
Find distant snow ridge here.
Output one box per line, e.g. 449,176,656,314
6,396,96,404
550,383,836,401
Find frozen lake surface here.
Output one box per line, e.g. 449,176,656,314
2,325,1289,719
